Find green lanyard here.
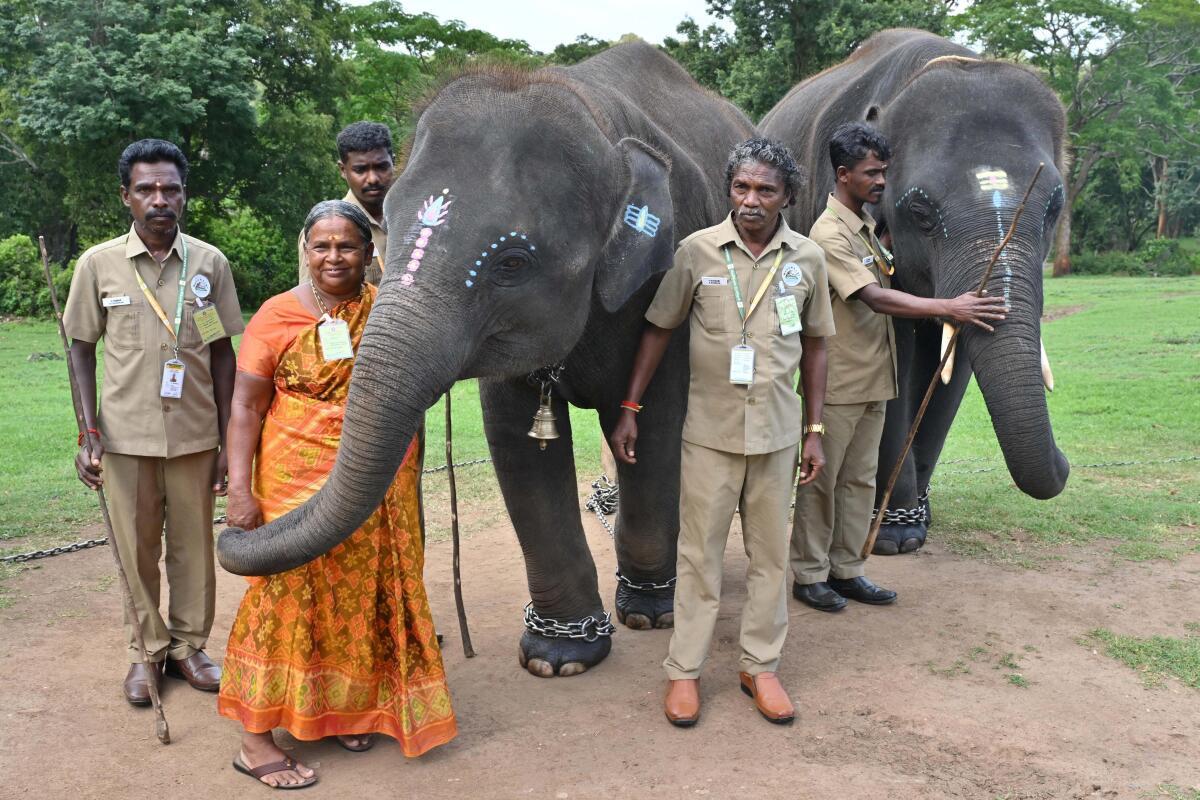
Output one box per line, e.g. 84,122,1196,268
132,237,188,355
855,229,894,276
722,245,785,342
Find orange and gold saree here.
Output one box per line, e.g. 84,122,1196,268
217,286,456,757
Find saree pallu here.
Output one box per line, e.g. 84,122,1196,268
218,288,456,756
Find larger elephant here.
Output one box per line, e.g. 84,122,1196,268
217,43,755,676
761,29,1070,550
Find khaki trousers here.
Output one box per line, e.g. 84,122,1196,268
790,401,885,584
664,440,797,680
102,449,217,662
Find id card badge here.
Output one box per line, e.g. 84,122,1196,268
317,317,354,361
192,303,227,344
775,294,802,335
160,359,185,398
729,344,755,385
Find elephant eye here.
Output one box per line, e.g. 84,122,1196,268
897,188,944,238
490,247,535,287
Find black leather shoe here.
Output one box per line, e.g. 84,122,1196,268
792,581,847,612
828,576,897,605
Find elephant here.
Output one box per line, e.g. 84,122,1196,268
217,42,755,677
761,28,1070,552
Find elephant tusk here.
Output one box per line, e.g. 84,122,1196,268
940,322,956,385
1041,338,1055,392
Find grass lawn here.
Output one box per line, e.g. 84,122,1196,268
1,274,1197,570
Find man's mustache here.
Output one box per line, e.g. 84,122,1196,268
362,184,385,193
146,210,177,221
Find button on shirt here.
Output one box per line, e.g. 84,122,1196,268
297,189,388,285
63,226,245,458
646,214,836,455
811,194,898,404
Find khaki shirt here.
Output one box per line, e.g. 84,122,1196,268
811,194,898,404
63,225,245,458
297,189,388,285
646,214,835,455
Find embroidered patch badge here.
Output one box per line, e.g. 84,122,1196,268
623,204,661,237
781,262,803,287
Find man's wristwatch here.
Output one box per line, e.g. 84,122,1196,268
803,423,826,435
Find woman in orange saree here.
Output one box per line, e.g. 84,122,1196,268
219,201,456,788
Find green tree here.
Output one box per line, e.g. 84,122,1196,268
957,0,1200,273
664,0,954,118
549,35,612,65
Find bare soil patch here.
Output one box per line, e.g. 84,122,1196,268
3,500,1200,799
1042,304,1090,323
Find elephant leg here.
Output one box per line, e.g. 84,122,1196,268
873,318,920,555
598,375,686,632
479,377,611,678
909,320,972,539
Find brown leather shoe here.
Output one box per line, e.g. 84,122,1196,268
739,672,795,725
664,679,700,727
165,650,222,692
123,661,162,706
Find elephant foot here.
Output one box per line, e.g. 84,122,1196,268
871,521,927,555
519,630,613,678
615,579,675,630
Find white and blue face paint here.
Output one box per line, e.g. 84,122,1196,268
976,167,1012,308
465,231,534,288
623,204,660,237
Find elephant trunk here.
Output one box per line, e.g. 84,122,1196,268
217,286,468,576
961,316,1069,500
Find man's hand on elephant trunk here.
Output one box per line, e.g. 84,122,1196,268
798,436,825,485
945,290,1008,332
611,413,639,465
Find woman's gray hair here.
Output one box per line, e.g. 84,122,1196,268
302,199,374,245
724,137,803,204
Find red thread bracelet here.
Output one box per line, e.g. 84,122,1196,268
77,428,100,446
620,401,643,413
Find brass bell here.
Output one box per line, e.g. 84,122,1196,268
527,395,559,450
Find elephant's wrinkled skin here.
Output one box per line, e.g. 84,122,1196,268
217,43,754,676
762,29,1070,551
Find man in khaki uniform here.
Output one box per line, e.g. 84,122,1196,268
65,139,244,704
298,121,393,285
791,122,1006,612
613,138,835,728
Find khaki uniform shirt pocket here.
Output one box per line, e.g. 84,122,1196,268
104,300,143,351
693,286,731,333
179,301,202,349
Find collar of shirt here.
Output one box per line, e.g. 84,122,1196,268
714,211,802,260
342,188,387,232
826,193,876,237
124,223,185,263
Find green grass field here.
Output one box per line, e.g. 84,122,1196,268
1,275,1197,570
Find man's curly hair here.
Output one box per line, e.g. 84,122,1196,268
724,137,802,205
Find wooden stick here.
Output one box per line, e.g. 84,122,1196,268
861,163,1045,559
444,390,475,658
40,236,170,744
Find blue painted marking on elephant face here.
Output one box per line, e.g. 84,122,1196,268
623,204,661,237
464,231,535,289
992,190,1003,209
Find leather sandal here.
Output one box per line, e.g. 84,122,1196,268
232,754,318,790
335,734,375,752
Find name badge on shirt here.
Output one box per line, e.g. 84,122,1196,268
102,295,131,307
160,359,185,398
317,317,354,361
701,276,729,286
729,344,755,385
775,294,802,335
862,255,875,266
193,304,227,344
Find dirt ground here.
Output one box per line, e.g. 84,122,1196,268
2,500,1199,800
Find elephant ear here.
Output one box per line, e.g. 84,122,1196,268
594,137,675,313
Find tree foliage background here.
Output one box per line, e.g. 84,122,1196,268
0,0,1195,313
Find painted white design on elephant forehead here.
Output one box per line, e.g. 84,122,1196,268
976,168,1009,191
623,204,660,237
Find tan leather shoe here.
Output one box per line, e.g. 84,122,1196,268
739,672,795,725
664,678,700,727
123,661,162,706
165,650,222,692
